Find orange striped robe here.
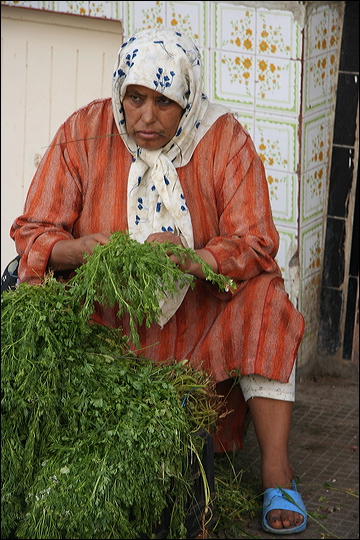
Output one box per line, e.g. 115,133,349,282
11,98,305,451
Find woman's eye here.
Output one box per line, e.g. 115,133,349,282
158,98,171,106
126,93,143,103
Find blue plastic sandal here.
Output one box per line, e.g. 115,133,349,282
262,480,307,534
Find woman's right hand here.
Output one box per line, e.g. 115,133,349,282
48,233,110,272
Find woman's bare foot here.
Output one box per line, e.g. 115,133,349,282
262,462,304,529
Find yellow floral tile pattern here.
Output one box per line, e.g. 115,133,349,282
214,6,255,53
213,49,255,106
253,118,298,226
301,221,323,280
302,165,326,224
125,0,166,35
304,3,342,112
255,118,297,173
302,113,332,172
268,173,297,225
306,5,342,60
1,1,46,8
329,7,343,49
89,1,122,19
229,22,254,53
166,1,206,45
258,134,289,171
124,0,206,45
55,1,88,15
212,4,301,113
257,57,283,91
168,6,197,39
256,10,295,57
256,56,299,112
304,50,339,111
219,52,254,97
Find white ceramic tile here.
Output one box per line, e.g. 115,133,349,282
327,50,340,105
255,57,300,114
124,1,166,36
166,1,207,47
300,220,324,280
298,271,322,347
304,55,328,112
52,1,89,15
89,1,123,20
297,268,323,369
254,116,298,174
2,0,123,20
305,3,344,62
305,4,329,61
213,3,256,52
266,171,297,226
328,5,344,52
211,50,255,107
256,8,301,59
2,0,125,19
302,111,332,173
304,45,340,113
1,1,45,8
301,165,326,225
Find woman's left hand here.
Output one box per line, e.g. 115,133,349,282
145,232,191,272
145,232,219,278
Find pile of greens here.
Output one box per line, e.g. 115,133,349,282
1,232,234,539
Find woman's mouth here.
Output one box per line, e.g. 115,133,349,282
136,130,162,140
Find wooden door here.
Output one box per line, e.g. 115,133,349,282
1,5,122,270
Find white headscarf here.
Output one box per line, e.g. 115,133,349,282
112,29,230,326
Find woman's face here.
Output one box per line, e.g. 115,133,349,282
122,85,184,150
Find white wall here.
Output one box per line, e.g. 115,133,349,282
1,6,123,271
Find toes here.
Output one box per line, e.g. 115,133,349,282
294,511,304,527
281,516,293,529
267,510,284,530
267,514,283,530
267,510,304,529
279,512,292,529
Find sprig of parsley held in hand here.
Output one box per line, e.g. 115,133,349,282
69,230,236,346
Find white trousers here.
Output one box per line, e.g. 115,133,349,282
239,363,296,402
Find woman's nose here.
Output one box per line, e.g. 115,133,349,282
141,101,157,123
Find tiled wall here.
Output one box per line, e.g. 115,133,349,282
1,1,348,369
299,3,344,366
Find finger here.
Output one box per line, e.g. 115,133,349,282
94,233,110,245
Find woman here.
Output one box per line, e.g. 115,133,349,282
10,29,307,533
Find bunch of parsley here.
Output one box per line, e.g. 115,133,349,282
2,232,232,539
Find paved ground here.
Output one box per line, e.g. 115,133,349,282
209,374,359,539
